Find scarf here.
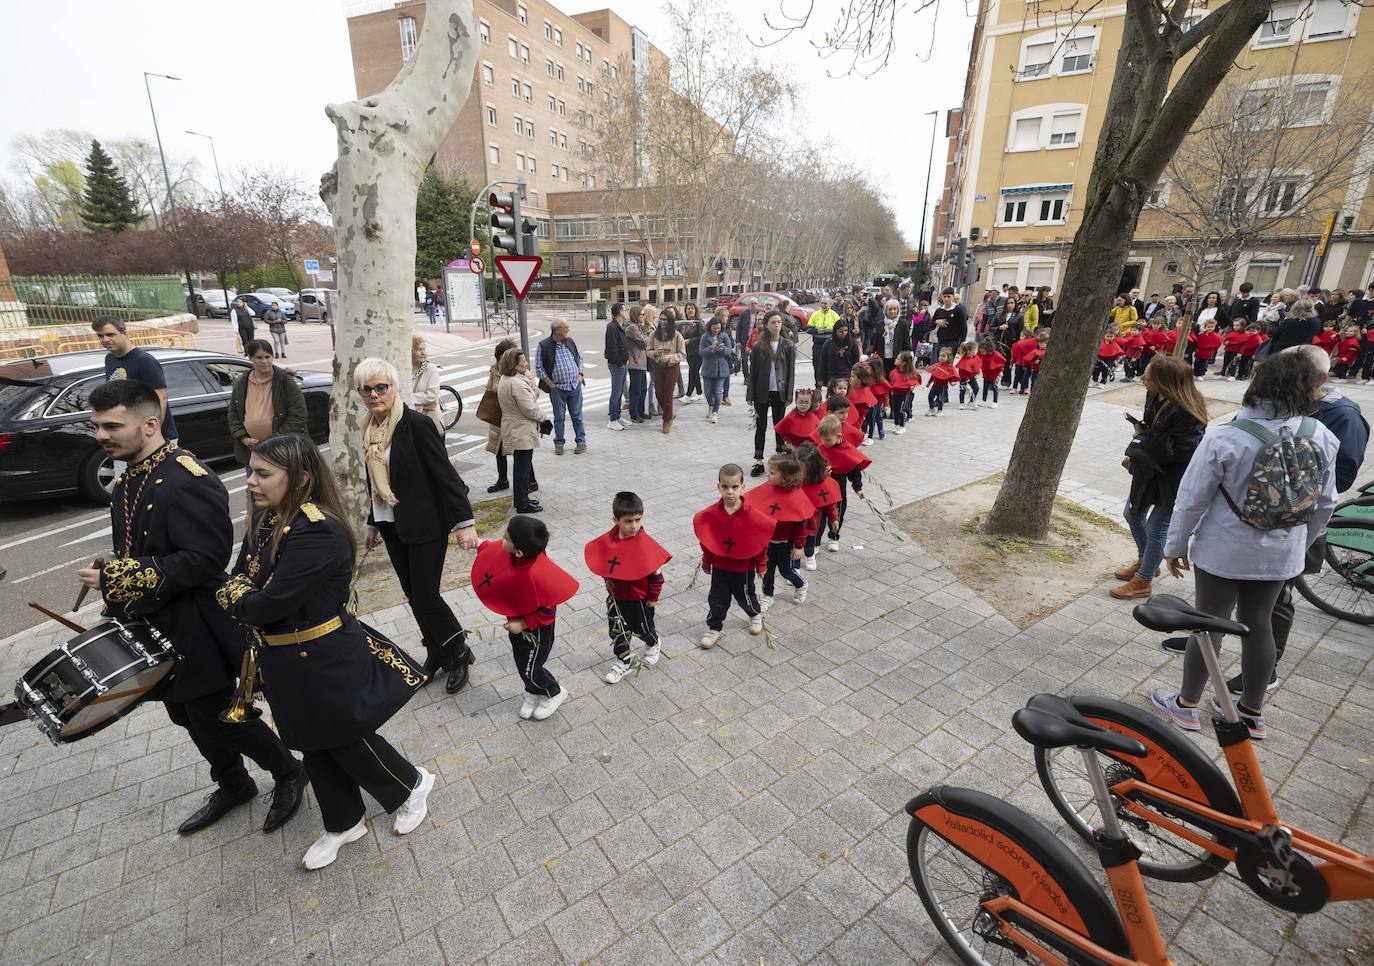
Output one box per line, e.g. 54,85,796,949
363,396,404,507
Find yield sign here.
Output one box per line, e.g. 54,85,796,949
495,256,542,299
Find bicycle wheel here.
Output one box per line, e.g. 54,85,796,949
1295,541,1374,624
908,786,1130,966
1034,696,1236,882
439,385,463,430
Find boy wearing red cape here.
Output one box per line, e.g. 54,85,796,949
586,491,672,684
810,394,866,448
470,516,579,721
774,388,820,450
817,413,870,552
693,463,773,649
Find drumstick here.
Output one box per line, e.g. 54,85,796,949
29,602,86,635
74,557,104,611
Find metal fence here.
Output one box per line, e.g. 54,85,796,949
8,274,186,327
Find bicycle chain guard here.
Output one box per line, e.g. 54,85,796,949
1235,825,1328,914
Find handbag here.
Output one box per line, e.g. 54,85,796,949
476,387,501,426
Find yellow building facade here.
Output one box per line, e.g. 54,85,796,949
938,0,1374,299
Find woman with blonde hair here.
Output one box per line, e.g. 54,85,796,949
625,304,651,422
411,335,444,435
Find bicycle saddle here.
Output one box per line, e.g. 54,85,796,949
1013,695,1146,757
1132,594,1249,637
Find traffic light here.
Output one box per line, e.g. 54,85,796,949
715,257,725,281
949,237,969,286
489,191,520,255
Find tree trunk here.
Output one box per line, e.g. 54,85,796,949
320,0,478,518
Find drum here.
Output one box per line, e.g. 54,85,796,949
14,620,177,744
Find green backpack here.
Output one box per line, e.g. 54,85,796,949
1218,417,1327,530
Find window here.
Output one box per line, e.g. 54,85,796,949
1145,182,1171,208
544,20,553,41
547,94,556,112
520,44,530,64
508,37,518,58
610,65,617,79
1240,76,1338,128
527,155,536,174
1026,263,1057,289
602,59,609,74
489,145,500,165
999,185,1072,225
558,99,566,117
1258,2,1298,44
576,41,584,58
1021,42,1053,78
559,133,567,149
522,83,532,103
588,174,596,189
555,28,563,47
1308,0,1351,38
486,105,497,126
555,216,598,239
587,82,594,98
536,218,551,239
479,20,490,44
1002,199,1028,225
513,114,523,135
1289,81,1333,121
518,4,527,26
1010,117,1040,151
482,64,494,86
525,119,534,138
1243,259,1283,294
515,153,525,172
1061,36,1091,73
1259,178,1303,215
1218,180,1253,215
1019,30,1096,80
550,163,560,179
549,127,558,145
556,64,564,81
577,76,585,93
511,77,521,96
399,16,418,61
580,173,588,188
1048,112,1079,147
1038,195,1068,222
201,361,250,392
546,59,554,77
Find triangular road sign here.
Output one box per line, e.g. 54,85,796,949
495,255,543,299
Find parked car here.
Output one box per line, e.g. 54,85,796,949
725,291,813,329
250,291,296,320
239,292,295,321
256,287,297,303
0,349,332,503
296,288,331,322
196,289,234,318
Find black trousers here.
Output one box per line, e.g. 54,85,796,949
835,469,862,530
510,621,559,697
493,448,536,486
628,369,647,419
1193,355,1212,377
762,541,804,596
302,733,418,833
512,449,535,509
686,355,703,396
237,327,255,356
706,569,760,630
377,523,467,667
1271,578,1295,666
753,391,786,459
164,686,298,793
609,596,658,661
1221,351,1240,377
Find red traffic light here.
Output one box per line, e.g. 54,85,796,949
588,265,597,276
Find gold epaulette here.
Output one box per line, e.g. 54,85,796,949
301,502,325,522
176,454,208,477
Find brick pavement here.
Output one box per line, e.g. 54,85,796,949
1,351,1371,965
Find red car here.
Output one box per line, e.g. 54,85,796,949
724,291,812,329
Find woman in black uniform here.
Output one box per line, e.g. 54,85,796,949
217,434,434,871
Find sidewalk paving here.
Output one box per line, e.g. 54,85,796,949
1,355,1371,965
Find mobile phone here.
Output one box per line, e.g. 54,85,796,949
1124,413,1143,426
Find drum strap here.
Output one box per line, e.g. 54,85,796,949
263,616,343,646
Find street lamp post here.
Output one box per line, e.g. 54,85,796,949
184,130,239,299
915,109,940,294
144,71,198,316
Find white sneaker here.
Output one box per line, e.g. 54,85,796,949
803,554,817,571
303,819,367,870
709,412,718,424
894,426,906,435
924,410,936,417
861,437,874,446
971,400,981,409
793,581,808,604
988,402,999,409
1226,376,1235,382
518,693,539,720
606,420,625,432
393,767,435,835
532,688,568,720
604,660,631,684
643,644,661,666
700,629,720,649
761,594,774,612
827,540,839,552
748,614,763,635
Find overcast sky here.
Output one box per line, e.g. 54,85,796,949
0,0,973,247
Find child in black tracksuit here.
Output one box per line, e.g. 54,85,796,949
595,491,667,684
694,464,767,649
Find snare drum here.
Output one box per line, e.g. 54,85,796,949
15,620,177,744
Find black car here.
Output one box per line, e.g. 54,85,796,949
0,349,332,503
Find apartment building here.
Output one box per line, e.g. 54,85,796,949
936,0,1374,299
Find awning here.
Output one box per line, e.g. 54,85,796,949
1000,183,1073,196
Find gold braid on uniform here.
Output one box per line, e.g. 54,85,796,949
216,573,255,611
366,632,425,688
102,557,160,605
125,441,178,478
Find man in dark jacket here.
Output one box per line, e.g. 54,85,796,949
534,319,586,455
1227,282,1260,325
79,380,306,836
604,304,629,430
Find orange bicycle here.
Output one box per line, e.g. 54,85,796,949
905,594,1374,965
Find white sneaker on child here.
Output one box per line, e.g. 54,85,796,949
827,540,839,552
604,661,631,684
699,629,720,649
804,555,817,571
518,693,539,719
531,688,567,720
861,437,874,446
793,581,808,604
761,594,774,612
643,644,661,666
748,614,763,635
894,426,906,435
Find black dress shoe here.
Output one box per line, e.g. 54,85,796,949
750,462,766,477
178,781,257,835
421,649,444,684
487,480,510,493
515,501,542,513
528,482,539,493
263,768,308,833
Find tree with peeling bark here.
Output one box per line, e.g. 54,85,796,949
319,0,479,515
771,0,1277,539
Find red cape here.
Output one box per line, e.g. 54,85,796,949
848,385,877,409
809,420,865,448
815,401,861,425
693,501,775,560
774,408,821,446
887,369,921,391
819,441,872,475
584,527,671,580
471,540,579,618
744,482,815,523
804,478,842,509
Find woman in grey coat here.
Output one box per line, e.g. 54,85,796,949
698,314,734,423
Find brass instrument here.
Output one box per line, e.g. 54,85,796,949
220,644,263,724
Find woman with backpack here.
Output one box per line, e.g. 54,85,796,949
1150,352,1339,741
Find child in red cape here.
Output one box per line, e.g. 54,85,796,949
796,442,839,572
587,491,672,684
815,377,849,420
847,363,879,444
866,356,891,441
743,453,812,608
1116,328,1146,382
1236,323,1265,380
1025,331,1049,388
1221,319,1249,380
816,413,870,551
1334,324,1362,379
471,516,578,721
975,341,1005,409
925,347,959,415
774,388,821,450
1141,318,1168,376
955,341,983,410
1093,329,1124,386
1010,332,1037,394
693,463,772,648
1190,320,1224,379
810,395,866,447
887,350,922,432
1312,319,1339,355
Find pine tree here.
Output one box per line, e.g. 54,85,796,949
79,139,140,233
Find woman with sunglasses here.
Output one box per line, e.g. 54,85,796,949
356,358,479,694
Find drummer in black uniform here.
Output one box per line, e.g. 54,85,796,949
77,380,306,835
217,434,434,870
